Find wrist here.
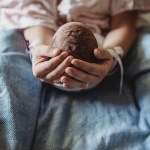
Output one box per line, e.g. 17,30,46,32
23,26,55,45
106,46,124,95
106,46,124,76
24,38,45,62
107,57,118,76
106,46,124,58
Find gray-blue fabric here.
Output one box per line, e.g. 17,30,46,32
0,28,150,150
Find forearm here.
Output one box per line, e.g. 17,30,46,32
103,11,138,57
103,26,136,57
23,26,55,45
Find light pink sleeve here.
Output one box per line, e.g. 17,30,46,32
0,0,58,30
111,0,150,16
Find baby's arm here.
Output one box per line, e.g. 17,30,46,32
103,11,137,57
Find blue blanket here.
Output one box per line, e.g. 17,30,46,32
0,29,150,150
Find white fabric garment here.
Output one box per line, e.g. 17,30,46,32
1,0,150,33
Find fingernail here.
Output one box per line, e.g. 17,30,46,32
65,68,72,75
63,52,68,56
51,47,58,52
96,49,100,54
71,60,77,65
61,78,66,83
69,56,74,61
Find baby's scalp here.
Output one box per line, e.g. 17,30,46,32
51,22,100,63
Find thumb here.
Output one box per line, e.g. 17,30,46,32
31,45,61,58
94,48,112,60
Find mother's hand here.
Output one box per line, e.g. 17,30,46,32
31,45,73,84
60,48,115,89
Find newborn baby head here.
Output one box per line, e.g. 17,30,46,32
51,22,98,62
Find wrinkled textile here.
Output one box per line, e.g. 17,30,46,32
0,28,150,150
1,0,150,33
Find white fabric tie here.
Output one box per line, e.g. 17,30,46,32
94,33,124,95
106,47,124,95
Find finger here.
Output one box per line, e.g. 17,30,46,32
94,48,112,60
61,76,87,89
65,67,100,83
32,52,68,78
43,56,74,82
51,78,62,84
32,45,62,58
71,59,101,76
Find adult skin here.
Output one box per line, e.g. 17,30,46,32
23,11,137,89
